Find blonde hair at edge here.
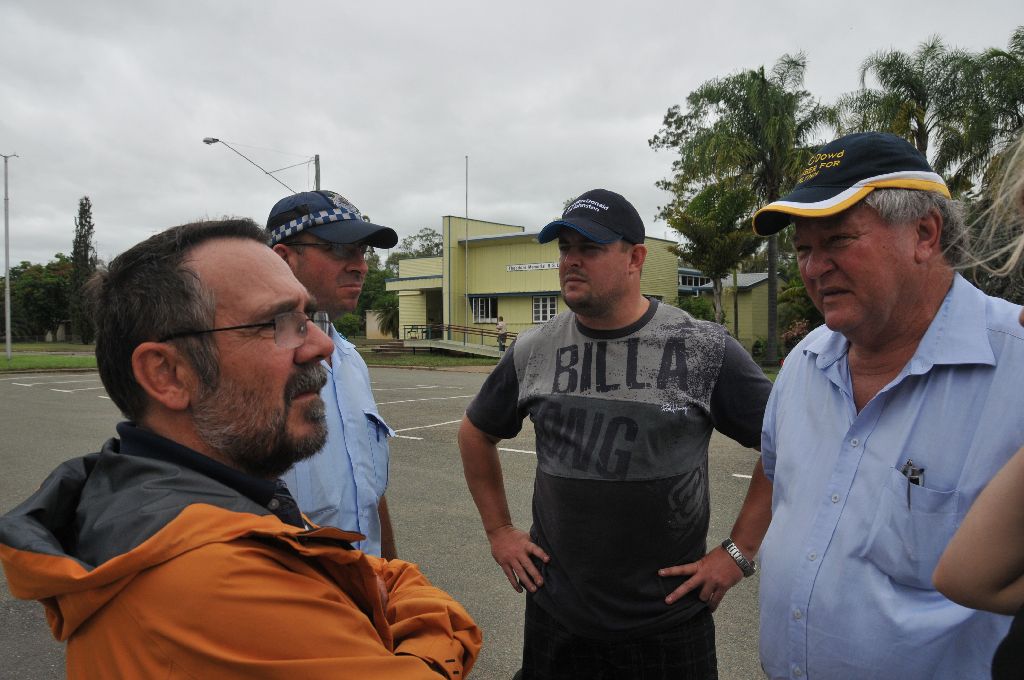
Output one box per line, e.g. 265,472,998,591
972,133,1024,275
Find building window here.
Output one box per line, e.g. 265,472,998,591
472,297,498,323
533,295,557,323
678,274,712,288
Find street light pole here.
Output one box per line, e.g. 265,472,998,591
2,153,18,362
203,138,319,193
202,138,296,193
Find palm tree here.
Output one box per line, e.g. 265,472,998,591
837,36,972,157
650,53,831,364
951,26,1024,192
667,181,760,324
375,295,400,339
835,30,1024,195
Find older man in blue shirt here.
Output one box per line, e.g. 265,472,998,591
267,190,398,557
666,133,1022,679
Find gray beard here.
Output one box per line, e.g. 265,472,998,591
192,363,328,479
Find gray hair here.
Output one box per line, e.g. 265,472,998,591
863,188,967,267
87,219,266,421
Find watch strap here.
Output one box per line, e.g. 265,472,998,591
721,537,756,577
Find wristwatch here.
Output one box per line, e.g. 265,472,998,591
721,538,756,577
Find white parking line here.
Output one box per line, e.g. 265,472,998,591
394,419,463,433
499,447,536,455
732,473,752,479
377,395,475,406
393,435,424,440
12,379,101,387
373,385,460,392
0,373,99,382
52,387,107,393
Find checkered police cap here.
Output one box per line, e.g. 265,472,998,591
266,190,398,248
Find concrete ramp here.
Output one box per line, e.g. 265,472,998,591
405,338,503,358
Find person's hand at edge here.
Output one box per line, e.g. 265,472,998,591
658,546,744,612
486,524,550,593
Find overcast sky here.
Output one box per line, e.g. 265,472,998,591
2,0,1020,265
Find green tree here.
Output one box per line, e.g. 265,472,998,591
676,294,715,321
375,295,400,338
357,250,400,337
7,255,73,338
384,227,442,274
946,27,1024,193
650,53,831,364
70,196,98,343
837,36,972,157
666,182,760,323
835,28,1024,195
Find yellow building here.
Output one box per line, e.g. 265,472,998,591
386,216,678,349
697,273,769,352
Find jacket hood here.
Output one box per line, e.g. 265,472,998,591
0,438,364,640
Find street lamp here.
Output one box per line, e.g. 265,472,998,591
2,152,17,362
202,138,320,192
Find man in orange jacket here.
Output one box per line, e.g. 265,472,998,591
0,219,481,679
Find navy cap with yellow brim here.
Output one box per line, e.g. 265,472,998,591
751,132,951,236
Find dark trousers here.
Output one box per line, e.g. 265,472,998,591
521,596,718,680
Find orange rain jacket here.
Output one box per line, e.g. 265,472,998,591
0,439,481,679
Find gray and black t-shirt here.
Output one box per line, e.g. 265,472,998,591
466,299,771,638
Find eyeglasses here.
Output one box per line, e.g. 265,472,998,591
289,241,371,260
160,311,331,349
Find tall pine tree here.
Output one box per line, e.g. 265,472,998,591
70,196,97,344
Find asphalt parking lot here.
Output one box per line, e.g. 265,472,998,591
0,367,762,680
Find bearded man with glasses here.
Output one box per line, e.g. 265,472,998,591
0,219,480,678
267,190,400,559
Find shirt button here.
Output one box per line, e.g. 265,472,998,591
808,552,817,561
793,609,802,620
268,499,280,510
793,667,804,677
850,438,860,447
831,494,840,503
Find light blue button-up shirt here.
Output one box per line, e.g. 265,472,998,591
280,327,393,555
760,275,1022,680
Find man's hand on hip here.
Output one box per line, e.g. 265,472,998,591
658,546,744,612
486,525,550,593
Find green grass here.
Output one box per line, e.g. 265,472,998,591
6,342,95,353
0,354,98,371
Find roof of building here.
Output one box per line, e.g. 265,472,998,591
697,272,769,290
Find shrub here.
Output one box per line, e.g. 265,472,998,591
335,313,362,338
676,295,715,321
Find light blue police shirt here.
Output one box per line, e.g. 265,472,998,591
759,274,1022,680
280,326,393,555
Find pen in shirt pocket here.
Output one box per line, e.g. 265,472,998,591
900,459,925,509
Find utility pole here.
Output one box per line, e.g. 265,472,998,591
314,154,320,190
2,153,18,362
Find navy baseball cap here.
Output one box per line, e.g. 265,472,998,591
752,132,951,236
266,190,398,248
538,189,645,244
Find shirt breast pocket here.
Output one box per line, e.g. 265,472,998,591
858,466,960,590
363,410,393,491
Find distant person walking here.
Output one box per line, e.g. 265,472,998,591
495,316,507,352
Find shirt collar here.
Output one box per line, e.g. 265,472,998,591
803,273,996,373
